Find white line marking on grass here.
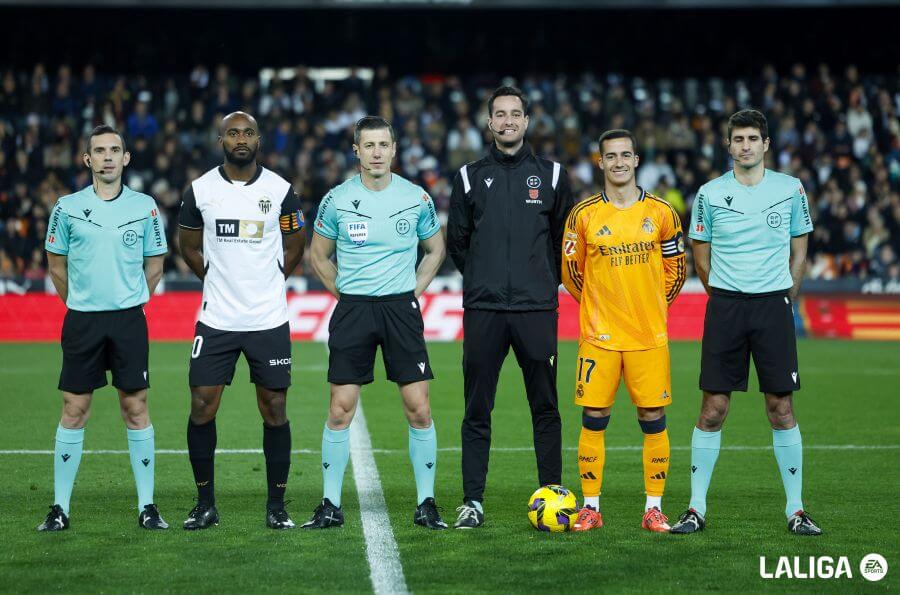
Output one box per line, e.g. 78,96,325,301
349,399,409,595
2,444,897,456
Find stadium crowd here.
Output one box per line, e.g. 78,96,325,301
1,63,898,283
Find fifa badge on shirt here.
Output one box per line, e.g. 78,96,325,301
348,222,369,246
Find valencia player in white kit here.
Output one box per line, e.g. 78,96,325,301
178,112,306,530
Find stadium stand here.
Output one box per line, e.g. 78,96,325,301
1,62,898,283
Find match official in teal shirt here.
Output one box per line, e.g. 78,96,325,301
670,110,821,537
304,116,448,530
38,126,169,532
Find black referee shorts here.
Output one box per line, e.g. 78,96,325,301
327,292,433,385
700,288,800,394
59,306,150,394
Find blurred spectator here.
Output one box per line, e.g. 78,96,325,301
0,62,897,286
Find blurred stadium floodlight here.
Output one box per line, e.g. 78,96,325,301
260,67,373,92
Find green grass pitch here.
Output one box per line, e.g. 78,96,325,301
0,340,897,593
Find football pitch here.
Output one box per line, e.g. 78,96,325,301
0,340,897,593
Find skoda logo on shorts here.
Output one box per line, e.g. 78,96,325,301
766,212,783,228
526,175,542,189
396,219,410,235
122,230,138,246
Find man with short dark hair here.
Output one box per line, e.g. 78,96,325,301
179,111,306,530
671,109,821,536
39,125,168,531
563,129,686,533
303,116,447,530
447,86,574,528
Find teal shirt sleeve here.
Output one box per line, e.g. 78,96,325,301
688,187,712,242
789,181,814,236
143,203,168,256
45,201,69,255
417,191,440,240
314,190,339,240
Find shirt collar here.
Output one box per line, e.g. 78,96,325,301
218,164,263,186
489,141,532,166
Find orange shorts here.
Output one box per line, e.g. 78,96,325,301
573,341,672,409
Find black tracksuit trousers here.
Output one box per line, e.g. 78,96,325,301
461,309,562,503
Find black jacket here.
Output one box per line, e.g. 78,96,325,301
447,142,574,311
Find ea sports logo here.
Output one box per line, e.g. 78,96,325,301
526,176,541,189
860,553,888,582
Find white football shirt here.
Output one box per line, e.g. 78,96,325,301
179,165,304,331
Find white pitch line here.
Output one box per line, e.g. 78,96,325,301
1,444,897,456
349,399,409,595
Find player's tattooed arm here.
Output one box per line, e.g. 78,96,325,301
47,252,69,304
144,255,165,295
178,228,206,280
788,233,809,301
692,239,711,295
415,231,446,298
309,232,339,298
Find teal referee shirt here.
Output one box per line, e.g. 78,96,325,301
314,174,440,296
688,169,813,294
45,185,168,311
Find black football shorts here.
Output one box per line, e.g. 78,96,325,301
189,321,292,390
327,292,433,385
59,306,150,393
700,288,800,394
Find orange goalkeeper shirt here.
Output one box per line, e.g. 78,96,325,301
562,189,686,351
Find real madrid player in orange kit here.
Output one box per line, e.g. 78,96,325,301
562,129,686,532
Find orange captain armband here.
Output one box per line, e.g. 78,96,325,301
279,210,304,234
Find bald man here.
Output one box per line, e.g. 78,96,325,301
178,111,307,530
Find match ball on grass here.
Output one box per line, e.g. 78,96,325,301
527,485,578,532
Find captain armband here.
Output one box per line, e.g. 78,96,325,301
280,210,305,234
661,231,685,258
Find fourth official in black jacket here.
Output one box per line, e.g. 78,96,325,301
447,86,574,528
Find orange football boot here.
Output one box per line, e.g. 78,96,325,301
572,507,603,532
641,507,671,533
